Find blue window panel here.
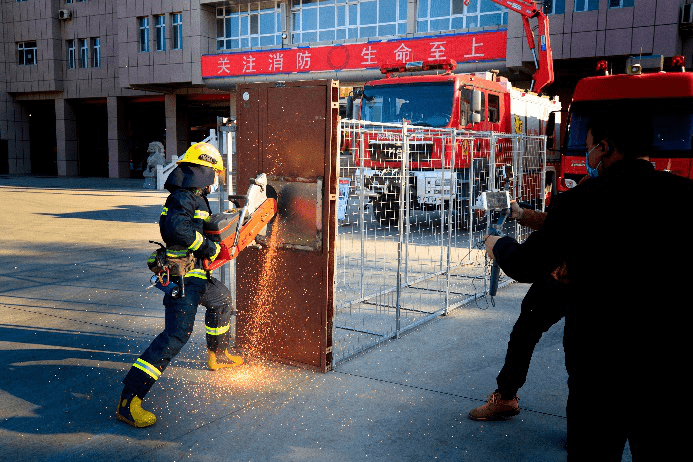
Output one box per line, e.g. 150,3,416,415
481,0,503,13
348,27,358,39
417,20,428,33
260,35,274,46
379,23,396,37
397,23,407,34
479,12,503,26
399,0,407,21
349,4,358,25
337,6,346,26
360,25,377,37
319,29,335,41
429,18,449,32
337,28,346,40
466,16,478,28
380,0,396,23
360,1,377,25
430,0,450,18
320,5,335,29
451,16,464,29
260,12,274,35
303,31,317,42
418,0,428,17
303,8,317,30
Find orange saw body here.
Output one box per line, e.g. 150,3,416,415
203,198,277,271
202,173,277,272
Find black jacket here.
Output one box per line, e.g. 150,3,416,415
160,164,218,276
493,159,692,393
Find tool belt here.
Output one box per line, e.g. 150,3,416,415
147,241,195,277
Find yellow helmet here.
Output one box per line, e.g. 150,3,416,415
178,142,224,172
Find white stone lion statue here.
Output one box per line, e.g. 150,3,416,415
143,141,165,177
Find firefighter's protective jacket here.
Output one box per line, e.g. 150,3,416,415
160,163,218,278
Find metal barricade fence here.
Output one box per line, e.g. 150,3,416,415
334,119,546,365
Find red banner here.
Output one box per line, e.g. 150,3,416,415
201,30,507,79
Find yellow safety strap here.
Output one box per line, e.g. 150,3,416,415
161,206,168,216
166,249,189,258
133,358,161,381
184,268,208,279
188,231,203,251
194,210,209,220
206,323,230,336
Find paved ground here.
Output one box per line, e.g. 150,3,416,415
0,176,630,462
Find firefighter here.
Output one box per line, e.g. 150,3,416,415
116,142,243,428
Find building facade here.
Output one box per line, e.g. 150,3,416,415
1,0,691,177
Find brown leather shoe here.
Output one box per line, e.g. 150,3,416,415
468,391,520,421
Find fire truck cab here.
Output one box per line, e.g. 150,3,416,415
348,60,560,226
560,56,693,190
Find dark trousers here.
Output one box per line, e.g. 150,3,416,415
496,274,567,399
122,276,233,398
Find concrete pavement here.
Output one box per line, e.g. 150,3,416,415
0,175,630,462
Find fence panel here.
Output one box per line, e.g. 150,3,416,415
333,120,546,365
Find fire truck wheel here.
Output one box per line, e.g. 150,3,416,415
373,193,399,227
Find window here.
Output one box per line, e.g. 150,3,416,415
155,15,166,51
79,38,89,68
361,82,454,127
544,0,565,15
67,39,76,69
217,2,282,49
139,17,150,52
172,13,183,49
608,0,633,8
290,0,407,45
17,41,37,65
417,0,507,33
65,0,73,3
574,0,599,12
92,37,101,67
488,94,500,123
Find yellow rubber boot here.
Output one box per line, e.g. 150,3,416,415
116,391,157,428
208,349,244,371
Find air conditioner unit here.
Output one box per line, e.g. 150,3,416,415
58,9,71,20
683,3,693,24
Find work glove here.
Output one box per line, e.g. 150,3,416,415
209,242,221,262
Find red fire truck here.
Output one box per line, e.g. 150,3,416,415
347,62,560,226
559,56,693,190
344,0,560,227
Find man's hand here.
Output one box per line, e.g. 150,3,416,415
510,201,524,220
484,235,502,260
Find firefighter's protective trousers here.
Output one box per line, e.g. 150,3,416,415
122,275,233,398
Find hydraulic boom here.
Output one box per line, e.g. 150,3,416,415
491,0,554,94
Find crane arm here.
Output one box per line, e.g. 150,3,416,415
491,0,554,94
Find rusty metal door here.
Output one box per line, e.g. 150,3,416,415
235,80,339,372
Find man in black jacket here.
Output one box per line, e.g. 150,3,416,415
117,142,243,428
485,116,691,460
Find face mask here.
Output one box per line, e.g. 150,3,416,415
585,144,602,178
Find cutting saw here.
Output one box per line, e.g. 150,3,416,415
203,173,277,271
